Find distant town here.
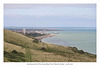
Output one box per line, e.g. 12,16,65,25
7,28,59,35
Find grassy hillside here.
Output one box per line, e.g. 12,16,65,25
4,29,96,62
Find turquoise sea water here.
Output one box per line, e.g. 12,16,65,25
42,28,96,54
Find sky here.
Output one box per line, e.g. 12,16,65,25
4,4,96,27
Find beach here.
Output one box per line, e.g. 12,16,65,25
35,34,56,40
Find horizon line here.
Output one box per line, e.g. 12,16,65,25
4,26,96,28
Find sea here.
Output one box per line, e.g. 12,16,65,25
42,27,96,54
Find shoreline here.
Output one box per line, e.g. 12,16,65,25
40,37,96,55
36,35,96,55
35,34,56,40
35,32,96,55
42,41,96,55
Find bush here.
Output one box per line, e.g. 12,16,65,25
69,47,84,54
69,47,78,52
40,47,46,51
78,50,84,54
33,38,39,43
26,33,46,37
4,50,26,62
11,50,17,54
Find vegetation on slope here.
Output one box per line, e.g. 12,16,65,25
4,50,26,62
4,29,96,62
25,33,46,38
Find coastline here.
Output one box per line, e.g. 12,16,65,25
35,34,96,55
4,29,96,62
40,31,96,55
35,34,56,40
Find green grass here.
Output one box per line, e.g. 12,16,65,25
25,48,32,62
4,29,35,48
4,50,26,62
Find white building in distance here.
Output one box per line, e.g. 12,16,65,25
23,28,26,34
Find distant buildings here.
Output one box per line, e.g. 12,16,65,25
11,28,58,35
54,32,59,34
23,28,26,34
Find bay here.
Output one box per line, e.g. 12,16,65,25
42,28,96,54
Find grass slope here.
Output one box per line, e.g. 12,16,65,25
4,29,96,62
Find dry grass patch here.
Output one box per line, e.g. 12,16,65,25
4,42,26,54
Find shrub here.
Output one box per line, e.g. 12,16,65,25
4,50,26,62
69,47,84,54
78,50,84,54
69,47,78,52
33,38,39,43
40,47,46,51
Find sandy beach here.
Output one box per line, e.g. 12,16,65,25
35,34,56,40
